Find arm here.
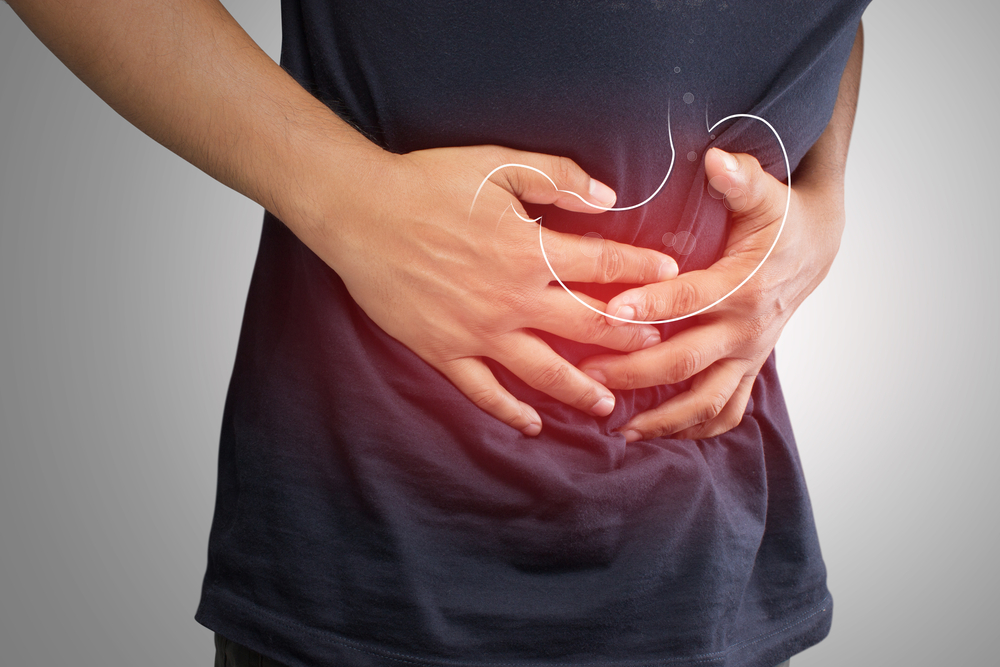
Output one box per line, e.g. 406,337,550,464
580,22,864,440
7,0,680,434
7,0,374,233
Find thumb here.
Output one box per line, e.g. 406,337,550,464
704,148,787,228
488,149,618,215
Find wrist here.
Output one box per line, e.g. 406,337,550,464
791,180,846,285
261,114,397,267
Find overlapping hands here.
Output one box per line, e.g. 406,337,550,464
322,143,840,441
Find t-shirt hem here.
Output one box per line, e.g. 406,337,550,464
195,586,832,667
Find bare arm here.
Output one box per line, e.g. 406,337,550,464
7,0,680,435
797,21,864,193
7,0,381,230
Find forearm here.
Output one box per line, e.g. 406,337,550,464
8,0,685,434
795,21,864,194
7,0,386,236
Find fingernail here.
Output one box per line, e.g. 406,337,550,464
592,395,615,417
622,429,643,443
589,179,616,206
583,368,607,384
613,305,636,322
642,333,660,349
719,149,739,172
521,406,542,436
658,258,678,280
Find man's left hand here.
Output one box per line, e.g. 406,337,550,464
579,146,846,441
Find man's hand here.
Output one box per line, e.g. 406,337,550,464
6,0,679,436
8,0,859,440
580,147,841,440
301,145,679,436
579,22,863,442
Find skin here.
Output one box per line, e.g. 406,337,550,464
581,24,864,441
6,0,862,441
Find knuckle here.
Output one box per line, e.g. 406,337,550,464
599,244,626,282
645,253,666,283
512,168,531,196
696,424,721,440
668,346,702,382
625,250,659,284
618,364,640,390
742,314,768,342
622,324,651,350
638,425,662,441
553,156,581,188
649,293,669,319
703,412,742,439
467,385,509,414
624,249,660,285
529,359,572,392
721,412,743,431
727,313,768,349
649,417,680,440
575,384,602,410
744,162,783,214
581,312,612,344
581,313,648,350
703,391,729,421
741,279,770,307
666,281,700,317
501,166,526,196
493,283,533,314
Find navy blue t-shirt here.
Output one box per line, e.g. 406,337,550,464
196,2,869,666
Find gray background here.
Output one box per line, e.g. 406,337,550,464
1,1,996,665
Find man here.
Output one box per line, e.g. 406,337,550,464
7,1,865,665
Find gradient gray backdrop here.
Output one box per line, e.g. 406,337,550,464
1,2,996,665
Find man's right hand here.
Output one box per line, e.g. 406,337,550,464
301,145,678,436
7,0,678,435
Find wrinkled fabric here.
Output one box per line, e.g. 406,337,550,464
197,2,869,666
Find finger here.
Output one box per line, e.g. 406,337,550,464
603,266,737,325
488,149,618,213
618,359,747,442
705,148,789,236
602,148,791,327
437,357,543,436
672,373,756,440
495,331,617,418
579,324,734,389
541,226,679,284
534,287,662,352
